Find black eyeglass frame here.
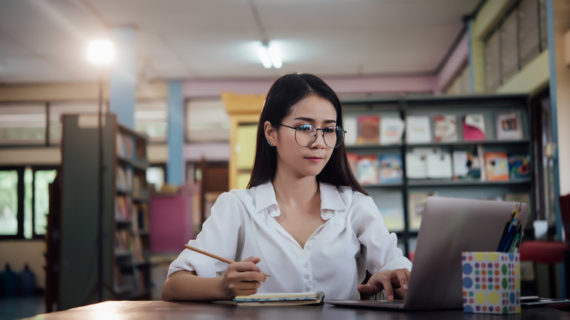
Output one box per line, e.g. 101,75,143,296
280,123,346,148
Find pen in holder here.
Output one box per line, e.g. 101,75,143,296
462,252,521,314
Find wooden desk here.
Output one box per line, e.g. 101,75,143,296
23,300,570,320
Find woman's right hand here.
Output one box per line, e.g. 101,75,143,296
220,256,267,298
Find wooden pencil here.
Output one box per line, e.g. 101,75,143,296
184,244,271,278
185,244,235,264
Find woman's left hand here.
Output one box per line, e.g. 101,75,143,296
357,268,410,301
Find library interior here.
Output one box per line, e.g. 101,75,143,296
1,0,570,319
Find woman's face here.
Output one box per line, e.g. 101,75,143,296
267,94,338,179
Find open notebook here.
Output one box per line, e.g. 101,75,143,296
220,291,325,307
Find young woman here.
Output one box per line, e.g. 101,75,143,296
162,73,411,301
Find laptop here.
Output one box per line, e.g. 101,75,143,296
327,196,528,310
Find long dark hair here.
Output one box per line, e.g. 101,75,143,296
247,73,367,195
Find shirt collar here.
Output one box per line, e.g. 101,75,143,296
319,183,347,212
254,181,278,213
254,181,347,214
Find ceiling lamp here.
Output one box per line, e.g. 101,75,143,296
257,42,282,69
87,39,115,66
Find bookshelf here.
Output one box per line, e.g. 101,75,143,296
58,114,150,310
342,94,534,257
114,124,151,300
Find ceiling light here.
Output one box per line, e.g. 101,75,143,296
257,45,272,69
87,40,115,66
257,42,282,69
268,44,282,69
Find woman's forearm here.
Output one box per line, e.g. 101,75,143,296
162,270,228,301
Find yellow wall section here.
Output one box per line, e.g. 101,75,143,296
0,148,60,165
223,93,265,189
0,241,46,289
497,51,550,95
473,0,517,39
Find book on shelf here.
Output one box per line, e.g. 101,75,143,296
406,116,431,143
121,272,135,294
426,149,452,179
508,153,531,180
115,230,131,253
380,207,404,232
484,152,509,181
357,115,380,144
462,114,486,141
452,151,469,179
355,154,379,185
467,151,483,180
378,154,402,183
405,149,429,179
116,133,134,158
116,166,133,191
115,195,132,222
132,268,147,294
131,236,145,263
113,264,131,294
496,111,523,140
132,175,147,199
132,203,150,232
134,139,146,162
433,115,457,142
380,117,405,145
408,192,434,231
343,116,358,145
346,152,358,178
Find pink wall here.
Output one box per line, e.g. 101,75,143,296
183,75,437,98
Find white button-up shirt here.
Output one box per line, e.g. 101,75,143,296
167,182,412,300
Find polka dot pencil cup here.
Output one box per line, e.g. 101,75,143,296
461,252,521,314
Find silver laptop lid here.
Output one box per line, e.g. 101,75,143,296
405,197,527,310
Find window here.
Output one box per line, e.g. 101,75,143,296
0,99,167,147
136,101,167,143
539,0,547,51
33,169,57,235
483,0,546,93
147,164,166,192
0,166,58,239
485,31,501,92
186,99,230,142
519,0,540,66
500,12,518,81
0,169,19,236
0,104,46,145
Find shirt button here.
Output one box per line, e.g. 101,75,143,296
304,274,310,280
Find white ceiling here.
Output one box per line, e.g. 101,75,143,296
0,0,480,84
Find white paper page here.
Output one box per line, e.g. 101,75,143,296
426,151,452,178
406,152,427,179
452,151,469,177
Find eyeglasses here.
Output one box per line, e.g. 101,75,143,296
280,123,346,148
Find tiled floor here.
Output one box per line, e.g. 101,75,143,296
0,296,45,320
